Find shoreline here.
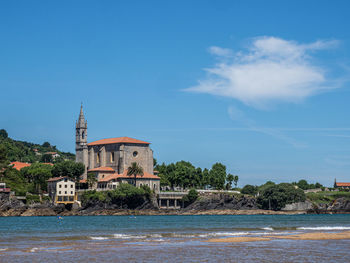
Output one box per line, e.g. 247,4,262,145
1,208,350,216
207,230,350,243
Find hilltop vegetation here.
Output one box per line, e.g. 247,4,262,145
0,129,74,163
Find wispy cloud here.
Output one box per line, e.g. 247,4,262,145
186,36,339,109
227,106,306,148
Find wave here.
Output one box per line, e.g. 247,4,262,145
30,247,39,253
90,236,109,240
297,226,350,230
113,234,147,239
261,227,274,231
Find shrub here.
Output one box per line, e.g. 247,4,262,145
257,183,306,211
81,184,151,209
241,185,258,196
26,194,41,204
182,189,198,207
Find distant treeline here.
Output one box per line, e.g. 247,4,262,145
154,160,238,190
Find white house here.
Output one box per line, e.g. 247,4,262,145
47,177,76,204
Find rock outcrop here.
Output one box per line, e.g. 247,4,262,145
184,193,258,211
281,201,314,211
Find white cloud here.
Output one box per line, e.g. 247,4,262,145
187,36,338,108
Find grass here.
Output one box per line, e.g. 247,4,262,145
306,191,350,204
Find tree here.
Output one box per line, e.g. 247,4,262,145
52,161,85,182
297,179,309,190
0,144,9,179
201,168,210,188
315,182,323,189
20,163,53,193
40,154,53,163
226,173,234,190
209,163,226,189
42,142,51,148
87,173,97,189
241,184,258,196
233,175,239,188
0,129,8,139
257,183,306,211
127,162,144,186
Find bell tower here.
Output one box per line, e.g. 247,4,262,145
75,104,88,179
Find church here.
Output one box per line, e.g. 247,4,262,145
75,105,160,192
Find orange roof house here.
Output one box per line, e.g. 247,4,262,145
335,182,350,187
10,161,31,171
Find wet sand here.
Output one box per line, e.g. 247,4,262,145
207,231,350,243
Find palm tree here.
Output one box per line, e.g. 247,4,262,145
233,175,239,188
127,162,144,186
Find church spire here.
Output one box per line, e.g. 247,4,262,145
77,103,87,127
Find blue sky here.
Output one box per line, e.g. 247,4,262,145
1,0,350,186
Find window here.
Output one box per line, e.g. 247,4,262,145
110,152,114,162
154,184,156,190
65,185,67,188
97,152,100,163
59,185,61,188
65,191,67,194
59,191,61,194
133,151,138,157
82,131,85,139
71,184,73,188
71,191,73,194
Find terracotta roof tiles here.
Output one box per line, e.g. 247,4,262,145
336,182,350,187
10,162,31,171
88,167,115,172
88,137,150,146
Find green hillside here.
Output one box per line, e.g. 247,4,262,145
0,129,75,163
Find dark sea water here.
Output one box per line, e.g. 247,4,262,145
0,214,350,262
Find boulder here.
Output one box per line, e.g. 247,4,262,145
281,201,314,211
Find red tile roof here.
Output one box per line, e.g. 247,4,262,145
336,182,350,187
88,167,115,172
88,137,150,146
47,177,65,182
79,179,87,183
99,170,160,182
10,162,31,171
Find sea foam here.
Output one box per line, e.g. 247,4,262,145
297,226,350,230
90,236,109,240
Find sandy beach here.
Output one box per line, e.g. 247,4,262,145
207,230,350,243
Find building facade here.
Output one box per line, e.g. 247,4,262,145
47,177,76,204
75,105,160,192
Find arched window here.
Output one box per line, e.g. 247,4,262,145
110,152,115,163
82,131,85,139
97,153,100,163
154,184,156,190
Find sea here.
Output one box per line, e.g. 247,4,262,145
0,214,350,262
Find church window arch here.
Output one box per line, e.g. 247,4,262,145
110,152,115,163
97,152,100,164
82,131,85,139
